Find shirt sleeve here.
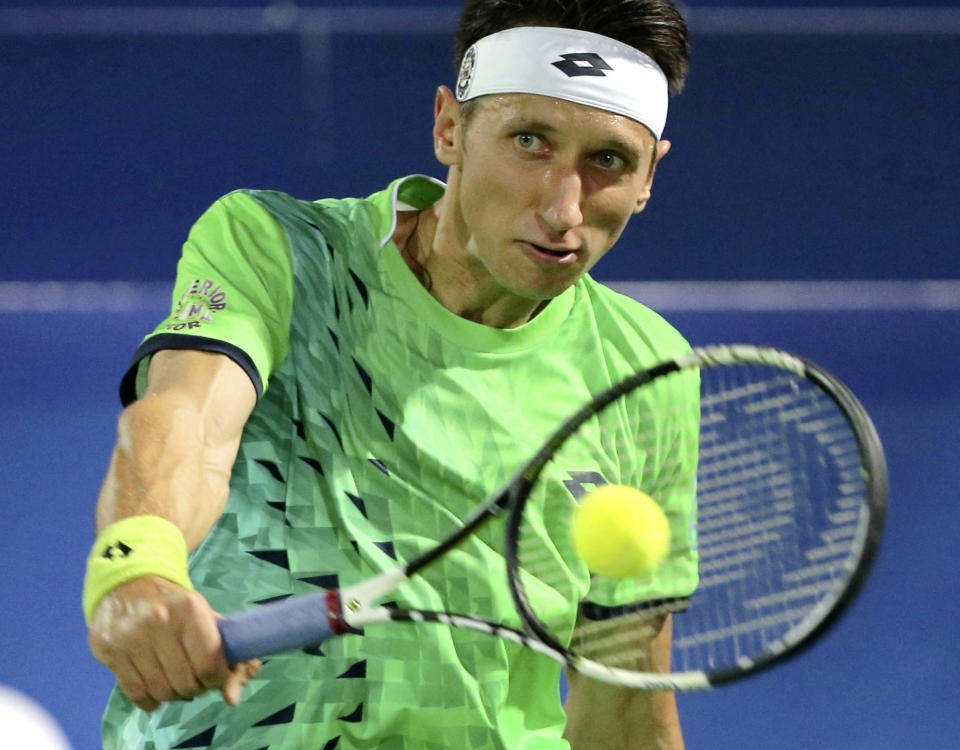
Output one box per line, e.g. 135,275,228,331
120,191,295,405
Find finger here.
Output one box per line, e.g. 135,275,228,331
147,588,229,701
222,660,262,707
179,597,232,693
129,644,190,706
140,622,211,702
118,656,161,713
90,638,157,711
208,606,260,706
168,639,213,700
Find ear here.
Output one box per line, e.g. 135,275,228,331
434,85,462,167
634,139,672,214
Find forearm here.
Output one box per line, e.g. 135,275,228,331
564,614,684,750
95,349,255,548
96,393,232,547
86,351,260,711
564,674,684,750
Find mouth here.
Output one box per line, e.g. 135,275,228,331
519,241,579,265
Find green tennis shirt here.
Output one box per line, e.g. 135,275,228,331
103,176,699,750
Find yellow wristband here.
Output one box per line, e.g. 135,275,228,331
83,515,195,625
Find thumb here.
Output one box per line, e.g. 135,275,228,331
221,659,262,706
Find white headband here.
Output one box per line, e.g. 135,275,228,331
456,26,669,140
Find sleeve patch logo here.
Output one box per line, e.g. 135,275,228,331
166,279,229,332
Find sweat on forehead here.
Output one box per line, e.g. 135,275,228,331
455,26,669,140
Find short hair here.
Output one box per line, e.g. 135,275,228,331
454,0,690,96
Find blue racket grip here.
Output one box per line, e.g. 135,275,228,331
218,591,344,665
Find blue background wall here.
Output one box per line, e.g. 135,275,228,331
1,3,958,749
2,0,958,282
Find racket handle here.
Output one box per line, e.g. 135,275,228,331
218,591,344,665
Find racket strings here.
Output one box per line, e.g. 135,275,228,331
513,371,700,666
672,364,867,673
571,615,661,667
512,360,871,678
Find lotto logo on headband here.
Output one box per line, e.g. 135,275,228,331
552,53,613,78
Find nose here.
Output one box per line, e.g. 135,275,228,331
539,167,584,235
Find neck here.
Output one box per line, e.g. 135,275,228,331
397,198,548,329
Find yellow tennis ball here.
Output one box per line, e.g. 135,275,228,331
570,486,670,578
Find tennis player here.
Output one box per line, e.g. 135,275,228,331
85,1,695,748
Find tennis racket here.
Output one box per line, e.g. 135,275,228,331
218,344,887,690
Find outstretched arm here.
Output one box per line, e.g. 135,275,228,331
87,349,259,711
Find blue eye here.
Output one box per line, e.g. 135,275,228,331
516,133,543,150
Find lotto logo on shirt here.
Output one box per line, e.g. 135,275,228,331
166,279,229,331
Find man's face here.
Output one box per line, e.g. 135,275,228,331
436,91,668,305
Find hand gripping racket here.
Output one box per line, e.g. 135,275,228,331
218,344,887,690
